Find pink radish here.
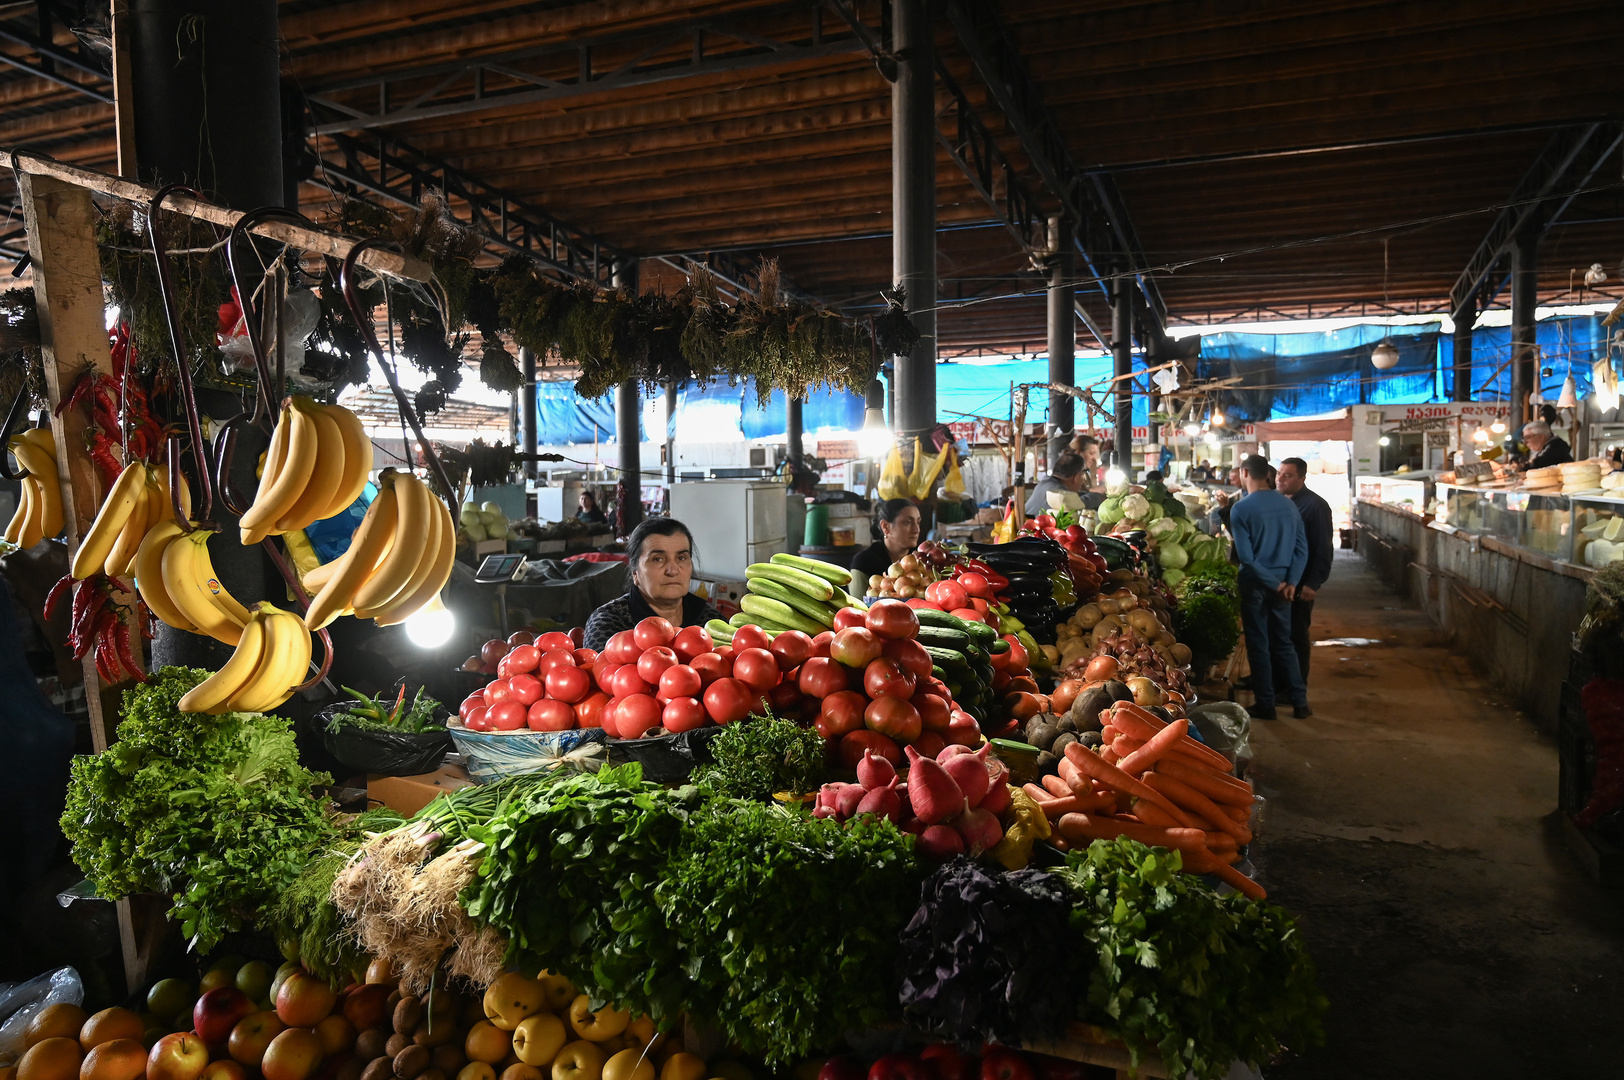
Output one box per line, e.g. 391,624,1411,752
856,749,897,791
917,824,966,859
952,807,1004,855
905,745,967,825
979,779,1012,816
941,744,992,807
899,816,927,835
812,805,836,819
937,744,974,763
815,782,843,812
834,783,866,819
855,779,902,823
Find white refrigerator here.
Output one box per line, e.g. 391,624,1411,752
669,479,788,580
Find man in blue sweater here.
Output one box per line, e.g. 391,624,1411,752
1228,455,1311,719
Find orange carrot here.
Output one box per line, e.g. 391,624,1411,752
1062,744,1200,829
1145,771,1253,844
1112,734,1143,758
1055,812,1210,859
1117,718,1189,775
1132,798,1183,828
1022,782,1053,805
1112,702,1235,774
1221,802,1252,823
1209,860,1267,900
1204,831,1238,851
1100,745,1119,765
1033,794,1091,816
1156,757,1255,807
1041,774,1072,799
1101,723,1121,743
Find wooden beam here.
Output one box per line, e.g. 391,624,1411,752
8,152,434,282
110,0,135,176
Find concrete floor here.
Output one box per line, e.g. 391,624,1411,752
1249,550,1624,1078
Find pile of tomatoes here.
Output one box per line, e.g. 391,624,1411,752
452,601,983,759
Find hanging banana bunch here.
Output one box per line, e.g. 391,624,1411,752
135,524,254,645
177,602,312,714
303,469,456,631
5,429,63,550
70,458,191,579
240,395,373,545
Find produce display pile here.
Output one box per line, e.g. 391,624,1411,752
1092,477,1230,587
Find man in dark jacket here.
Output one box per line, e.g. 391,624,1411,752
1276,457,1333,685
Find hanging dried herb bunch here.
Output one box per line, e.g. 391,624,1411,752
0,288,43,411
872,285,921,359
98,201,229,384
678,266,733,383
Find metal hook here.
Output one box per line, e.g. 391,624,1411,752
149,183,219,528
211,411,255,519
0,385,32,480
338,238,460,520
259,533,335,693
226,206,320,423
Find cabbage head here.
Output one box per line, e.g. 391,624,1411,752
1098,497,1125,525
1158,540,1189,569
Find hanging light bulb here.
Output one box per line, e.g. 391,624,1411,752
1371,341,1400,369
1203,431,1220,446
858,378,891,457
1104,467,1127,488
1182,422,1200,437
1472,427,1490,444
1558,374,1579,410
1378,435,1391,447
404,592,456,649
1211,410,1225,427
1490,419,1506,434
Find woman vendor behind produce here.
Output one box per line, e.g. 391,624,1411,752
850,498,921,584
583,518,723,650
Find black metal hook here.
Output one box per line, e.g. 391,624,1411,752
0,386,31,480
148,183,219,528
259,534,335,693
226,206,320,423
338,238,460,520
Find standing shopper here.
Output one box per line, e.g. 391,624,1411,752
1229,455,1311,720
1276,457,1334,685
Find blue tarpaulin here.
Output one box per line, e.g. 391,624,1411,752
536,382,633,444
934,355,1148,428
1442,315,1609,402
1198,323,1442,421
740,380,865,438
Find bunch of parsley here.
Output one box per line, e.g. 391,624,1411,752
691,713,827,802
61,667,336,953
1058,838,1325,1080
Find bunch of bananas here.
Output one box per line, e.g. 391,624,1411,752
5,429,63,550
303,469,456,630
177,601,312,714
138,524,252,645
240,396,372,545
71,460,187,579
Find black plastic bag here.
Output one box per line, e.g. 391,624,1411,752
606,726,723,784
317,703,452,777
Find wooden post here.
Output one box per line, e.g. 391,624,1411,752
110,0,137,177
20,171,155,989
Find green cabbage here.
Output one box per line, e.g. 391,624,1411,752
1158,540,1189,569
1161,567,1186,586
1148,517,1181,542
1144,501,1165,523
1098,497,1125,525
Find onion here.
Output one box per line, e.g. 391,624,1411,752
1126,676,1164,707
1083,655,1119,683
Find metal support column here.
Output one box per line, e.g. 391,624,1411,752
1451,299,1476,403
1046,218,1074,462
520,347,537,516
1510,228,1539,431
1111,269,1133,470
664,380,677,485
786,396,804,478
614,258,642,534
892,0,937,439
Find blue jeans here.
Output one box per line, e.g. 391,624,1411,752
1239,577,1307,709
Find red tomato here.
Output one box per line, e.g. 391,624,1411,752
731,624,771,653
768,630,814,671
594,661,623,694
816,690,868,739
600,696,624,738
946,710,982,747
838,729,901,768
798,656,850,699
672,624,713,663
988,645,1012,671
536,650,576,680
611,665,652,698
831,607,868,632
488,700,528,731
1001,635,1029,671
658,664,702,701
507,630,536,647
882,638,933,680
616,694,664,739
481,639,511,665
702,677,755,725
912,730,947,759
865,599,920,641
810,630,834,658
968,597,989,614
864,695,921,742
716,644,735,658
569,626,585,648
636,645,679,685
575,691,610,728
508,673,543,706
691,652,733,686
922,676,953,701
458,693,485,721
536,631,574,652
912,692,952,732
463,705,491,731
573,647,600,667
924,579,969,611
527,698,576,731
733,647,781,693
831,626,883,669
950,607,987,625
662,696,708,734
633,616,677,651
546,664,592,704
864,657,917,700
482,678,513,707
604,631,641,665
503,644,541,674
956,571,993,599
496,653,518,680
1035,513,1056,530
767,679,802,712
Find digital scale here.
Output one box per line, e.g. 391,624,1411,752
474,553,527,634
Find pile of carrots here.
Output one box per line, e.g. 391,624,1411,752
1021,700,1265,899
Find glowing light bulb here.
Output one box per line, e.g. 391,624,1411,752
1104,467,1127,487
1182,422,1200,437
1378,436,1391,447
858,407,892,458
1204,431,1219,446
1211,411,1225,427
404,592,456,649
1490,420,1506,434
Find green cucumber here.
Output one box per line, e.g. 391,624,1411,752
989,637,1010,654
916,625,972,650
959,619,996,645
729,612,751,628
913,607,964,630
746,576,836,627
923,645,970,672
706,619,736,642
770,551,852,586
746,562,836,601
740,594,826,636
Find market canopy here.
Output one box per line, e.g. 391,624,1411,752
1253,413,1354,443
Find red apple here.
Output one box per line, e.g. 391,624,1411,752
193,988,254,1052
339,984,389,1031
147,1032,210,1080
228,1012,286,1068
200,1062,246,1080
274,972,337,1028
260,1028,325,1080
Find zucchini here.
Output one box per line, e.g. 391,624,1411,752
746,562,836,601
923,645,970,672
745,576,836,627
740,594,826,636
913,607,965,630
729,612,750,628
770,551,852,586
917,625,972,650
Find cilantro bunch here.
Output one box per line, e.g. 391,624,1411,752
61,667,336,953
691,714,827,802
1059,838,1325,1080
